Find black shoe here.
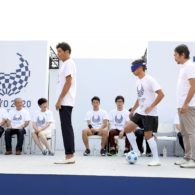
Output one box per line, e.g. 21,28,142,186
100,148,106,156
83,149,90,156
124,149,130,154
146,152,152,157
107,149,117,156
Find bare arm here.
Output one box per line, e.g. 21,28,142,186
98,119,108,130
0,119,6,126
131,99,139,113
145,89,165,114
56,75,72,110
18,121,29,129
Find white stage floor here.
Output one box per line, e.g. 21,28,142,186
0,151,195,179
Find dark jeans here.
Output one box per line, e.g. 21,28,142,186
59,106,75,155
109,129,130,149
5,128,26,151
177,132,185,152
0,126,4,137
135,129,151,154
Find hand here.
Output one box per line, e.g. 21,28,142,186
119,131,124,138
129,111,134,120
144,106,154,114
180,104,189,113
55,99,62,110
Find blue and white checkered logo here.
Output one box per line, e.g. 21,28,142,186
0,53,30,96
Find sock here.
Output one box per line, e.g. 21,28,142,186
147,137,159,161
126,132,140,155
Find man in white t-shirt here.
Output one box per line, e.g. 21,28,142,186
82,96,109,156
0,101,8,138
174,44,195,168
32,98,55,156
108,96,130,156
5,98,30,155
124,59,164,166
54,42,76,164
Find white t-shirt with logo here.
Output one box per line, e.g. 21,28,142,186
32,109,54,128
85,109,109,129
109,109,129,131
176,60,195,108
56,58,77,107
136,75,161,116
8,108,31,129
0,108,8,124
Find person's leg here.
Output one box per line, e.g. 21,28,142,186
32,131,44,151
0,126,4,137
5,128,13,152
144,116,160,165
145,140,152,154
177,132,185,152
108,129,119,151
180,108,195,166
178,111,191,160
38,131,52,151
98,128,108,156
59,106,75,159
145,131,159,161
16,129,26,153
99,128,108,149
124,114,140,155
82,128,93,149
135,129,144,153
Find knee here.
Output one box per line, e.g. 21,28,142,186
38,131,45,137
109,130,115,136
82,129,88,136
5,129,11,135
101,129,108,137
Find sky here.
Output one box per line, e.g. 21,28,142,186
0,0,194,59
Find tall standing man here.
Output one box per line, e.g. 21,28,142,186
174,44,195,168
54,42,76,164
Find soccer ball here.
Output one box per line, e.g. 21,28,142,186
126,151,138,164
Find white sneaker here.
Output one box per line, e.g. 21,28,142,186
180,160,195,168
148,160,161,166
174,158,189,165
54,157,75,164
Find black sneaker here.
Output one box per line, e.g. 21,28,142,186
83,149,90,156
42,149,47,155
107,149,117,156
146,152,152,157
123,149,130,154
100,148,106,156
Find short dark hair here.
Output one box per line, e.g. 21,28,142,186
174,44,190,59
56,42,71,54
132,59,147,71
38,98,47,106
91,96,100,103
115,95,125,103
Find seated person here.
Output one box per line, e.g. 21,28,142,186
82,96,108,156
174,113,185,152
108,95,130,155
0,101,8,138
5,98,30,155
32,98,55,156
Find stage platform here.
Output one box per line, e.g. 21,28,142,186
0,151,195,179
